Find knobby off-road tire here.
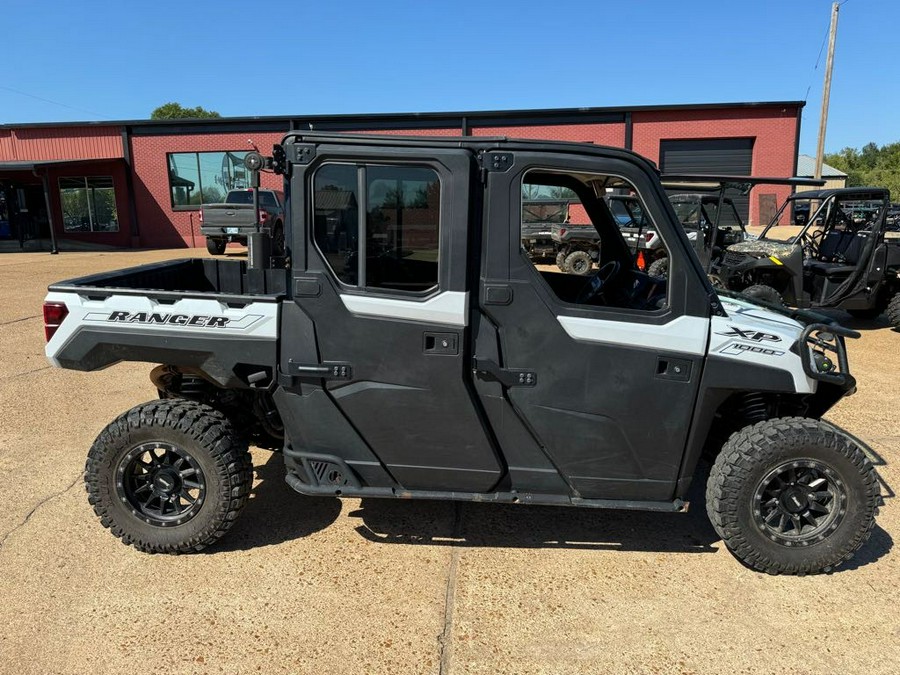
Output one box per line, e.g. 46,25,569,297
741,283,784,307
887,292,900,329
706,417,879,575
556,250,568,272
565,250,593,276
647,256,669,279
206,237,227,255
85,399,253,553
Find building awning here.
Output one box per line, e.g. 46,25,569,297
0,157,123,173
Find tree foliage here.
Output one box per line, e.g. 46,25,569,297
150,102,221,120
825,141,900,199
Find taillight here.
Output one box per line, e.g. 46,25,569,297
644,231,655,243
259,210,268,223
43,302,68,342
558,228,567,236
198,209,203,223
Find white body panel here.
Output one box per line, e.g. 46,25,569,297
556,314,710,356
713,296,815,393
44,291,278,367
339,291,468,326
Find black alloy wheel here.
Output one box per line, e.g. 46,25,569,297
117,442,207,526
753,460,846,547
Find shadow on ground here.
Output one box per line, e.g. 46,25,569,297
209,451,893,572
207,451,342,553
346,476,720,554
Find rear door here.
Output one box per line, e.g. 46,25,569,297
285,142,502,492
475,150,712,501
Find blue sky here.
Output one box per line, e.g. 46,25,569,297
1,0,895,155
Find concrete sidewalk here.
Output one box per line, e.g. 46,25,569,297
0,249,897,674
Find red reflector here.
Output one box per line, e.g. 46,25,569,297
644,231,655,242
559,228,566,236
43,302,68,342
259,210,268,222
198,210,203,223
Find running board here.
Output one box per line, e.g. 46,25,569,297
284,471,688,513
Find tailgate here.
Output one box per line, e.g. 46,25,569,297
44,290,280,387
201,204,256,230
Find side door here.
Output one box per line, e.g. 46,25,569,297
283,142,502,492
475,150,712,501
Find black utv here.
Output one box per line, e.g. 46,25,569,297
44,134,883,575
717,187,900,325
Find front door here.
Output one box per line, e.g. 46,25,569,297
288,143,502,492
477,151,712,500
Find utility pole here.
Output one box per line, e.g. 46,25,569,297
814,2,840,180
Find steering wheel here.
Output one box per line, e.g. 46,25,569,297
576,260,621,304
801,229,824,257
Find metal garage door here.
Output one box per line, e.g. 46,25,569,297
660,138,754,223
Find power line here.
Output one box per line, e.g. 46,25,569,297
0,84,108,120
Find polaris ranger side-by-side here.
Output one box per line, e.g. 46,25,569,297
718,187,900,324
44,135,881,574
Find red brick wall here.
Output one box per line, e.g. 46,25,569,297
631,108,799,225
129,131,285,248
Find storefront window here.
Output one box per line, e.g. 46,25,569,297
167,151,249,208
59,177,118,233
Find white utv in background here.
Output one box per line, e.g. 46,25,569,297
43,134,881,574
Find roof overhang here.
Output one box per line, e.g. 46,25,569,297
0,158,123,173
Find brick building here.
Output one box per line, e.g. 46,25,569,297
0,101,803,248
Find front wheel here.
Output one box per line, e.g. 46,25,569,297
742,283,784,306
706,417,880,574
85,399,253,553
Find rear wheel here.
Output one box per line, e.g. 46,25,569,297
565,250,593,276
742,284,784,306
706,417,879,574
206,238,227,255
555,250,568,271
647,256,669,279
85,399,253,553
887,292,900,329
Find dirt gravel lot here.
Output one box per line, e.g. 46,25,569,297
0,248,897,675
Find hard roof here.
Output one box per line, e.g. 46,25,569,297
0,100,805,131
787,187,888,200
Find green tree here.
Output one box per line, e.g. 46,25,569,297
825,141,900,199
150,102,221,120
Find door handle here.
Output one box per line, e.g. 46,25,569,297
655,357,692,382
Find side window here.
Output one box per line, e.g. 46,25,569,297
313,164,441,294
366,166,440,292
521,169,669,312
314,164,359,285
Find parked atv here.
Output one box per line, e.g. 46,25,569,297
717,187,900,325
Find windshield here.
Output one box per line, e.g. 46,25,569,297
759,194,887,243
703,199,742,229
671,201,700,225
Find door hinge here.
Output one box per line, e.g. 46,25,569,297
478,151,514,183
472,357,536,387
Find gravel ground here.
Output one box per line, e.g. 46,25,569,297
0,248,897,675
